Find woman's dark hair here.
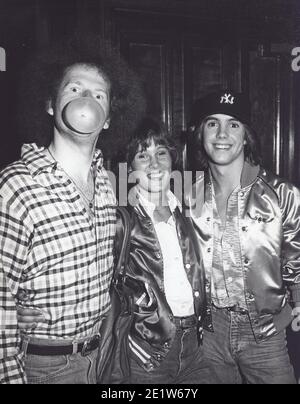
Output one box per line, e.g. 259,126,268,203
126,117,180,169
17,33,146,156
193,119,262,169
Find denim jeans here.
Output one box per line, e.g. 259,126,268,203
22,337,98,384
202,306,296,384
129,325,210,384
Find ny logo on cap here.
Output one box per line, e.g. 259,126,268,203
220,93,235,104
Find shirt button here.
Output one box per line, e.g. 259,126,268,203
227,277,233,283
244,258,249,265
206,217,211,222
194,291,200,298
164,342,170,348
242,226,248,232
240,192,245,197
185,263,191,270
155,252,161,259
207,248,211,253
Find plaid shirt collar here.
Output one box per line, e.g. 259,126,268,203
21,143,104,178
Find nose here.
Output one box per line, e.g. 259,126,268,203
82,89,93,98
149,155,159,168
216,123,228,139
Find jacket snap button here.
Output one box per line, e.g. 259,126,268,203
185,263,191,269
194,291,200,298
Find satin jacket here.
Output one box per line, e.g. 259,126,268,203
188,162,300,342
118,199,206,371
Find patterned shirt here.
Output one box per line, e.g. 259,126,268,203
0,143,116,384
211,184,247,310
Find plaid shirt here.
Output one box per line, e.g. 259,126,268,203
0,143,116,384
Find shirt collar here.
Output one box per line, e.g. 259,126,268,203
132,187,180,219
21,143,104,177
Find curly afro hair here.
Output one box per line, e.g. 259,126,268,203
17,33,146,158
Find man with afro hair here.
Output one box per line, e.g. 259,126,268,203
0,34,145,384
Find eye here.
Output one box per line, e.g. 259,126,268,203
230,121,240,129
96,94,103,100
70,86,80,93
136,152,149,161
206,120,218,128
157,149,168,157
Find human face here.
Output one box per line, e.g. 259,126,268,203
203,114,246,167
131,139,172,196
48,64,111,138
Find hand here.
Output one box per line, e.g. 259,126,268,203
17,306,46,330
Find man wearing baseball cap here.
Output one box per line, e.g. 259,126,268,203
187,90,300,384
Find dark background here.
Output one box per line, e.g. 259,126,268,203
0,0,299,379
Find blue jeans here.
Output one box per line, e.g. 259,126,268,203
129,326,210,384
203,306,296,384
22,337,98,384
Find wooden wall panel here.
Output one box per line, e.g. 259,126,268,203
249,52,279,173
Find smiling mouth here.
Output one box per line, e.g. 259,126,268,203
147,172,164,180
213,144,232,150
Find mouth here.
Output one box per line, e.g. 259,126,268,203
147,171,164,180
213,144,232,150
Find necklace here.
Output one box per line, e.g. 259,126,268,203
47,147,95,209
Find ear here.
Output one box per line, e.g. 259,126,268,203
103,118,110,130
46,99,54,116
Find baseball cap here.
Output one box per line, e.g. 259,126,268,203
191,90,251,126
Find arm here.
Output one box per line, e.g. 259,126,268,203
279,184,300,305
17,306,45,330
0,196,30,384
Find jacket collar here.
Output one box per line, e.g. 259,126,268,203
240,161,260,189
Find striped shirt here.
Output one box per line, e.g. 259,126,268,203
0,143,116,384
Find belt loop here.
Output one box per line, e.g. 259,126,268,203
72,340,78,354
20,334,30,358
